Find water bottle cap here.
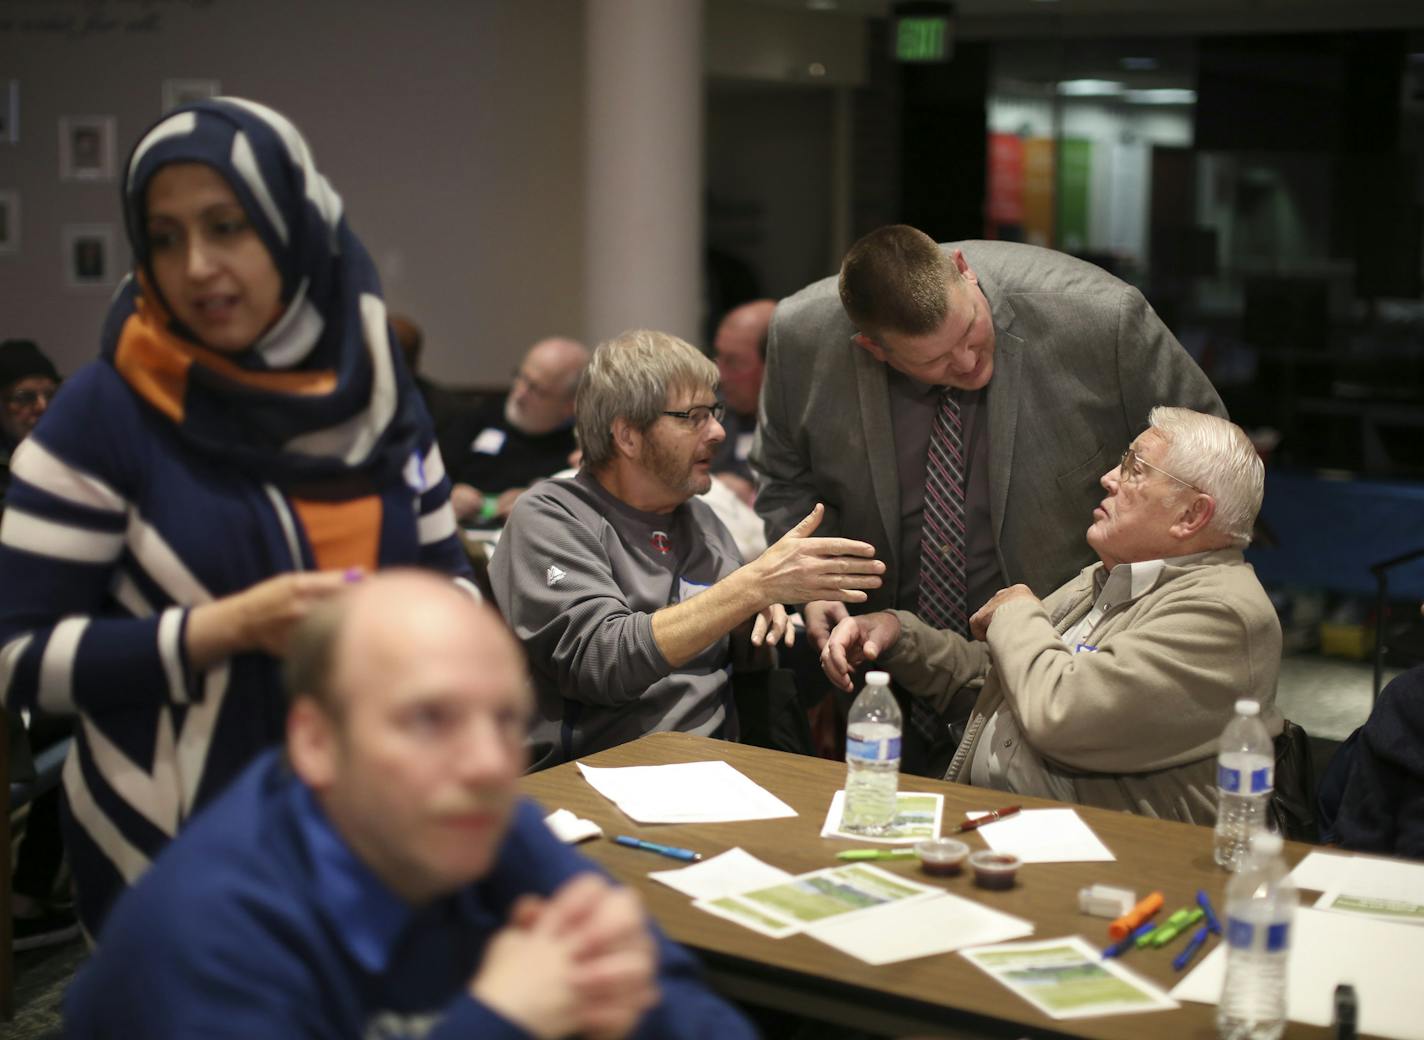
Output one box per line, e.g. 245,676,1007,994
1234,699,1260,717
1250,831,1284,856
865,670,891,686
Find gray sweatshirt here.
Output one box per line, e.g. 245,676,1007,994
490,470,744,770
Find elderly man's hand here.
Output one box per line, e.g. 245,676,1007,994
969,584,1039,641
803,600,849,652
820,611,901,692
750,503,884,607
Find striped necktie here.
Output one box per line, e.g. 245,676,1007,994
910,388,968,748
918,389,969,635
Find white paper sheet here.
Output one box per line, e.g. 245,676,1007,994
649,848,792,901
1287,850,1358,891
972,808,1115,863
962,936,1178,1019
804,890,1035,965
1316,855,1424,925
819,789,945,844
543,808,603,844
1171,906,1424,1040
575,760,797,823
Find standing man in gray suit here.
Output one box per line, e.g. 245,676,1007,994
751,224,1225,775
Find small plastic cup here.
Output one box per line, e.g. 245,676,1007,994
915,838,970,877
969,850,1022,890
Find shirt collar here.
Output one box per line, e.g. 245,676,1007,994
1092,550,1220,604
291,780,414,975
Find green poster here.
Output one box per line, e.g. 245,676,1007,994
1058,138,1092,253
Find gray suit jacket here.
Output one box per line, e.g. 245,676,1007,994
751,241,1226,609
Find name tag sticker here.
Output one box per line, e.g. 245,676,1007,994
677,578,710,603
472,428,506,455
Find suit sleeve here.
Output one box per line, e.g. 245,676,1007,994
750,307,840,545
1115,286,1225,428
1335,668,1424,859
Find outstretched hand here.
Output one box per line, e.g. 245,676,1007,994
750,504,884,608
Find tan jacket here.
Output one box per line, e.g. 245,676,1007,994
880,549,1282,824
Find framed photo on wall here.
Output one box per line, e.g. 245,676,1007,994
59,116,116,181
0,192,18,255
0,80,18,144
62,224,116,288
162,79,220,112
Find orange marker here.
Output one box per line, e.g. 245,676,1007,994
1108,890,1163,941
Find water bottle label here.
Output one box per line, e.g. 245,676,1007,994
1266,921,1289,952
1218,763,1243,793
1250,764,1274,794
847,735,902,762
1226,917,1253,949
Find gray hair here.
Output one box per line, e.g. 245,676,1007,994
576,329,718,470
1149,406,1263,547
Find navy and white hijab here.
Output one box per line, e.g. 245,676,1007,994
103,97,423,489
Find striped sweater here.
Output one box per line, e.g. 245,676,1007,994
0,360,471,931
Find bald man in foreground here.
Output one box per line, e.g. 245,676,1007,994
65,572,754,1039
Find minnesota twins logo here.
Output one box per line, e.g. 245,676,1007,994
650,530,671,554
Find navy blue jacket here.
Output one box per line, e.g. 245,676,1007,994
64,750,756,1039
1334,665,1424,860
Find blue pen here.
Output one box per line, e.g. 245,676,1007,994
614,835,703,862
1173,923,1212,971
1196,888,1222,935
1102,921,1155,959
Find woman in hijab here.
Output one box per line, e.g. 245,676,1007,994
0,98,473,933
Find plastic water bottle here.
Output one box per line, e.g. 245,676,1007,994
1217,831,1296,1040
1213,699,1274,871
843,670,902,834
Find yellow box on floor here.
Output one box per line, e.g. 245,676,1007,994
1319,621,1375,660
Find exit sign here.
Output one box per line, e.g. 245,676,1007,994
896,16,950,63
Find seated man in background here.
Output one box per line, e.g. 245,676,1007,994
443,336,589,526
0,338,61,505
709,298,775,507
65,571,755,1039
0,338,75,950
822,407,1281,824
491,329,885,771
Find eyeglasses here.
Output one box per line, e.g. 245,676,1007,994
4,387,58,410
1118,447,1204,493
510,368,562,401
661,402,726,429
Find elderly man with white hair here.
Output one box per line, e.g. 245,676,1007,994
821,407,1282,823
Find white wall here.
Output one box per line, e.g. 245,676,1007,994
0,0,585,385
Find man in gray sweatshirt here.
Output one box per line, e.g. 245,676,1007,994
491,329,886,771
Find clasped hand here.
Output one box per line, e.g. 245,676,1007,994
473,873,658,1040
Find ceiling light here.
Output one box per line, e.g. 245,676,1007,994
1121,57,1158,71
1125,88,1197,105
807,0,837,9
1057,79,1125,97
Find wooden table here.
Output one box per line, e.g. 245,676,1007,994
522,732,1353,1040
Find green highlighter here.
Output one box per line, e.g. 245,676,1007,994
1150,907,1205,948
1137,906,1194,948
836,848,919,861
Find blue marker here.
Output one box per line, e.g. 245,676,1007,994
1173,923,1212,971
1196,888,1222,935
614,835,702,862
1103,921,1155,959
